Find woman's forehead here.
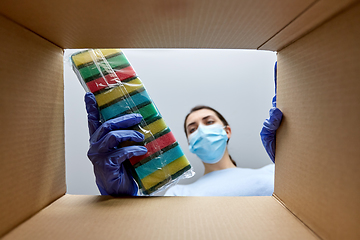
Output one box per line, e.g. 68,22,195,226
186,109,219,126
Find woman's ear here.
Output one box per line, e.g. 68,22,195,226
225,125,232,139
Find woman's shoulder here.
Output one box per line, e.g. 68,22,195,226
164,184,185,196
164,164,275,196
258,163,275,173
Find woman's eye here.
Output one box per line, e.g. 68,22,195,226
206,120,214,125
189,128,196,134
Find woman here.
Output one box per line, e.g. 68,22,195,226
164,105,275,196
84,63,281,196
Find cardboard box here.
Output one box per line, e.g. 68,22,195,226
0,0,359,239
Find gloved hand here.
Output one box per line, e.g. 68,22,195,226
85,92,148,196
260,62,283,163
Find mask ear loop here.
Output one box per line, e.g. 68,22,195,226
223,125,231,143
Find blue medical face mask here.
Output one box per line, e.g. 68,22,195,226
188,124,228,164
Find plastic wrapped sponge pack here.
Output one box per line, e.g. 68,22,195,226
71,49,193,195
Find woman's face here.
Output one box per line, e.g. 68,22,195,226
185,109,231,139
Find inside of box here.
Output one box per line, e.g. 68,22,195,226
0,0,322,49
1,0,359,239
275,3,360,239
3,195,319,240
0,14,66,238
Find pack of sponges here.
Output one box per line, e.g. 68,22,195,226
71,49,193,195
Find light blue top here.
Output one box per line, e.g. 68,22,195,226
165,164,275,196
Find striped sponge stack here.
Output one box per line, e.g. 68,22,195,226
71,49,192,195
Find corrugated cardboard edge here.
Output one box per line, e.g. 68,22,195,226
257,0,319,50
0,13,66,237
0,13,62,49
259,0,359,51
0,0,313,50
275,2,360,239
3,195,320,240
1,193,67,238
272,194,322,240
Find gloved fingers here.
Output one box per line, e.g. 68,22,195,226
88,145,147,168
114,145,148,162
92,114,143,142
270,108,283,128
92,145,147,165
272,95,277,108
113,163,139,196
96,130,145,152
85,92,101,136
272,62,278,107
274,61,277,95
94,162,139,196
261,134,276,163
261,62,279,164
260,120,278,163
111,163,139,196
264,108,283,131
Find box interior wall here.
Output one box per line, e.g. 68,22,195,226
0,1,359,239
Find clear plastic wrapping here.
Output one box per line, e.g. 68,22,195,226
70,49,194,195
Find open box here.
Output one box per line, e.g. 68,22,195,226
0,0,359,239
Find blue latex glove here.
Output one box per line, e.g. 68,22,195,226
260,62,283,163
85,92,148,196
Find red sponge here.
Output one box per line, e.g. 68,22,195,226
86,66,136,93
130,131,176,166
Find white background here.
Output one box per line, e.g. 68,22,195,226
64,49,277,195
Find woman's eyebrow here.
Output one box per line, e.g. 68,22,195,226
202,115,213,121
187,122,196,128
187,115,215,128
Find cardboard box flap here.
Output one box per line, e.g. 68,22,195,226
259,0,359,50
275,3,360,239
0,0,313,50
3,195,319,240
0,14,65,237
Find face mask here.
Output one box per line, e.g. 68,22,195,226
188,124,228,164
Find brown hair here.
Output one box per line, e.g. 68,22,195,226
184,105,237,167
